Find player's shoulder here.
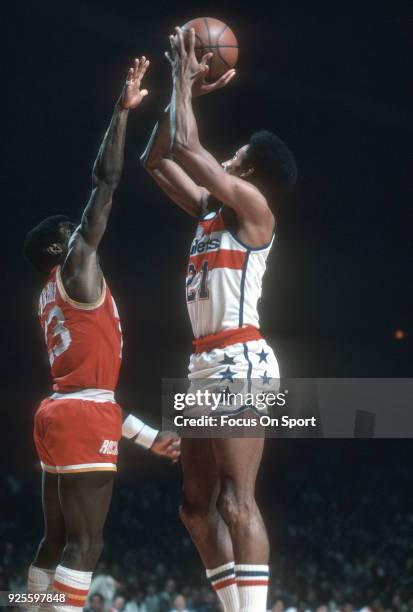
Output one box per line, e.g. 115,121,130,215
61,227,100,275
231,177,270,214
233,180,274,227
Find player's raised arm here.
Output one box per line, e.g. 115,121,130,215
140,105,209,217
140,58,233,218
77,58,149,250
61,58,149,301
168,28,270,225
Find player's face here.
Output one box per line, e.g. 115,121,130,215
58,221,77,247
45,221,77,260
222,145,249,177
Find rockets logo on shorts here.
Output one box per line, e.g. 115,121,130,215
38,266,123,393
99,440,119,456
186,209,274,339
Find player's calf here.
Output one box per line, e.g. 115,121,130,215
181,493,241,612
218,480,270,612
180,492,215,549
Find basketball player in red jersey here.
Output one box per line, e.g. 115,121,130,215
141,30,297,612
24,58,180,611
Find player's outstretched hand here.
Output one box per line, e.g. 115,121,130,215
166,27,208,83
120,57,150,109
165,28,235,96
151,432,181,463
192,54,236,97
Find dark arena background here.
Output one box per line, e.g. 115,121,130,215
2,1,412,611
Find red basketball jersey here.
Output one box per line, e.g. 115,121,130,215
38,266,122,392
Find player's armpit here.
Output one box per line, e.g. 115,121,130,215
59,230,104,304
146,158,210,218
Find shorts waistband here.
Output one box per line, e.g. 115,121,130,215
50,389,116,403
193,325,262,354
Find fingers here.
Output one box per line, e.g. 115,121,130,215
167,437,180,451
126,57,150,86
189,27,196,54
135,56,150,81
169,34,177,56
125,66,134,84
168,440,181,463
133,57,140,79
201,52,214,66
164,50,173,65
175,26,186,56
217,68,237,86
152,434,180,462
208,68,236,91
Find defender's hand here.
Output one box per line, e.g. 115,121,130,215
151,432,181,463
120,57,150,109
166,27,208,84
192,54,236,97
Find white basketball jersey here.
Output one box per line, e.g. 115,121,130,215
186,208,274,339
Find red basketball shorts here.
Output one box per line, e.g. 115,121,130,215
33,390,122,474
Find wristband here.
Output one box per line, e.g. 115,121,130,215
122,414,159,450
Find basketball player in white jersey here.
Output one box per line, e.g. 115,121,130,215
141,29,297,612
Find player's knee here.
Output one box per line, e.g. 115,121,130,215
218,481,254,529
66,531,104,567
179,492,209,533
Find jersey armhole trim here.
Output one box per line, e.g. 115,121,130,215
199,209,219,221
227,228,276,252
56,267,107,311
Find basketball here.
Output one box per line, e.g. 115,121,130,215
181,17,238,81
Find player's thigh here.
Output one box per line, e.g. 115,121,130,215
58,472,114,538
211,435,265,494
181,438,219,504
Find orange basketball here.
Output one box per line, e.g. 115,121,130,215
181,17,238,81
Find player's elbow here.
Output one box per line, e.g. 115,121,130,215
140,151,170,173
140,156,158,174
140,151,152,170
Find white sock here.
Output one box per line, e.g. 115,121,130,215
52,565,92,611
27,565,55,611
206,562,240,612
235,564,269,612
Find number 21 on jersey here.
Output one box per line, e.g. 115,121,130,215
186,261,209,302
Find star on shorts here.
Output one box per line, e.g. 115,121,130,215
220,353,236,365
257,349,269,363
220,367,236,383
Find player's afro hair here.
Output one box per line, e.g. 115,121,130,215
24,215,70,274
245,130,298,194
